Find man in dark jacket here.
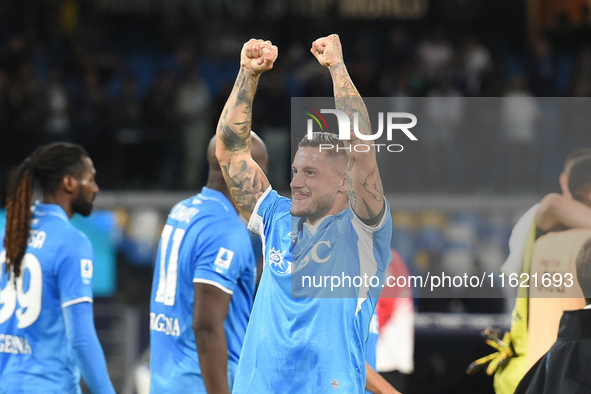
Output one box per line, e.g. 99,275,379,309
514,237,591,394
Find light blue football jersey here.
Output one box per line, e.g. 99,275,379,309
234,187,392,394
0,203,95,394
149,187,256,393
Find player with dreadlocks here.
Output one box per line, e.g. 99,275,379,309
0,142,115,394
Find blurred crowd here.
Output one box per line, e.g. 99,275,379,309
1,7,591,196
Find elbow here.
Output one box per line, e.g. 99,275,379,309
192,319,206,336
192,320,221,343
215,140,230,167
71,326,96,347
538,193,562,218
71,341,84,353
193,322,224,356
70,325,95,351
70,334,94,359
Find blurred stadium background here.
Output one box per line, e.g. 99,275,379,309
1,0,591,393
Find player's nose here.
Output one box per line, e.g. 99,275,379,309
290,172,304,189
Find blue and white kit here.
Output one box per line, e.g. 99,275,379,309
232,186,392,394
149,187,257,393
0,202,114,394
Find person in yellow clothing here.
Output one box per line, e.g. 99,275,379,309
527,227,588,368
470,149,591,394
527,159,591,370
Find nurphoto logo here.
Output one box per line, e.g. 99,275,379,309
303,108,418,152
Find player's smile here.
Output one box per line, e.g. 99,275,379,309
291,187,311,215
292,189,310,201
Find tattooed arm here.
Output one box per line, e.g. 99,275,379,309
215,39,277,220
311,34,385,225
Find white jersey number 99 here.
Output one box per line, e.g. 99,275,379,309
0,251,43,328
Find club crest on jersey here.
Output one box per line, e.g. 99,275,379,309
269,247,290,274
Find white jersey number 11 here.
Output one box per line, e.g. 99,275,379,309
154,224,185,306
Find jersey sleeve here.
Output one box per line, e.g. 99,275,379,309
351,201,393,273
65,302,116,394
247,186,291,237
350,200,392,235
191,219,253,295
56,230,94,308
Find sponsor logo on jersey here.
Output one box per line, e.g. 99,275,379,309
214,248,234,273
0,334,32,355
149,313,181,337
81,259,93,284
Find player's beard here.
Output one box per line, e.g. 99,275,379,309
291,192,335,221
71,190,94,217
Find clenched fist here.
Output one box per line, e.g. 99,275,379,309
311,34,344,68
240,39,278,76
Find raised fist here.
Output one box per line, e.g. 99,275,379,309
240,39,278,76
311,34,344,68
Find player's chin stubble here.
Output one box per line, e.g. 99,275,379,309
72,193,94,217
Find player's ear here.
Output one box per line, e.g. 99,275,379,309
338,169,347,192
559,172,572,198
62,174,79,194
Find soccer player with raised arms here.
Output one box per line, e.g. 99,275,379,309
149,134,268,394
216,35,393,393
0,143,115,394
